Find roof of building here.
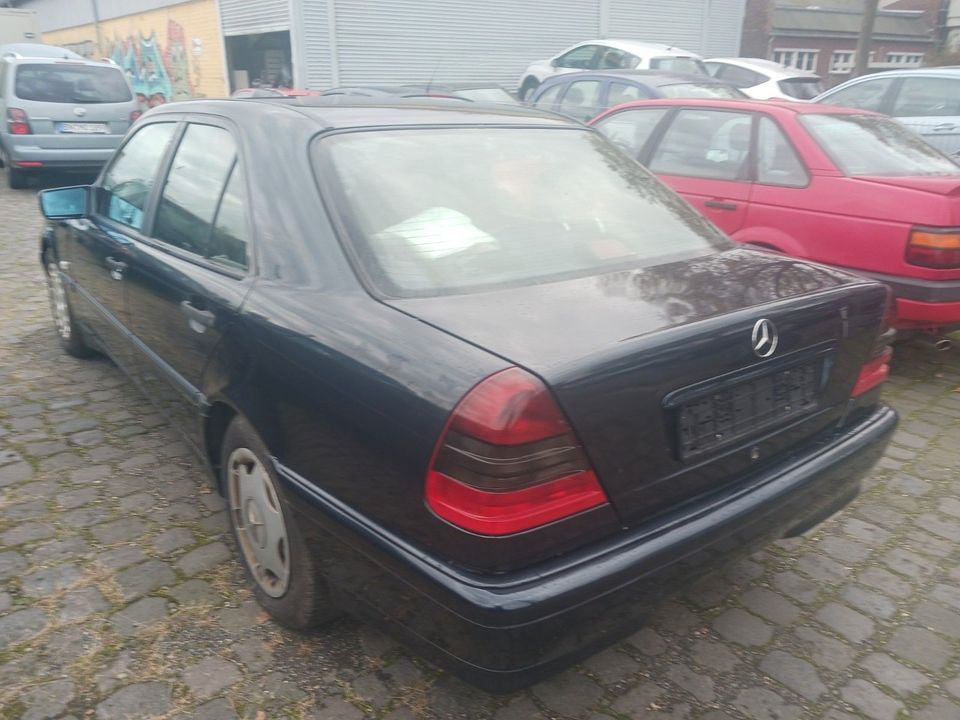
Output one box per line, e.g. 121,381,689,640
772,6,934,40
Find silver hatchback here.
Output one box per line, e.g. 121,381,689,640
0,56,140,188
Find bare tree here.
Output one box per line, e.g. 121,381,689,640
854,0,881,76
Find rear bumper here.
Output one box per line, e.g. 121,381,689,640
858,270,960,327
2,136,121,169
278,404,896,692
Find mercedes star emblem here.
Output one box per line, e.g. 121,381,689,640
751,318,778,358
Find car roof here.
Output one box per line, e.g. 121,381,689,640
833,67,960,80
146,97,577,130
577,39,700,56
2,55,122,69
0,43,83,60
706,57,820,79
593,97,882,117
539,70,727,88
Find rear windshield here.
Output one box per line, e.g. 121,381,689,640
454,87,517,103
659,82,743,99
778,78,823,100
313,127,730,297
800,113,960,176
649,56,709,75
14,63,132,103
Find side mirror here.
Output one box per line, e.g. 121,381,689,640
550,58,560,68
39,186,89,220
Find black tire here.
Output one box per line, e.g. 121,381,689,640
7,166,28,190
43,250,94,358
221,415,341,630
519,77,540,101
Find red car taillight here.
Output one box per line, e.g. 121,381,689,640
7,108,30,135
906,227,960,269
852,346,892,397
425,367,608,535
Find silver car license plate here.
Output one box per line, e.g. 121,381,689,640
56,122,109,134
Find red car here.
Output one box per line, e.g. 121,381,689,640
590,98,960,332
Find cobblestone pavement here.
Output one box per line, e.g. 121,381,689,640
1,176,959,720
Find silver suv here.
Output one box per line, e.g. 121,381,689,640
0,55,140,188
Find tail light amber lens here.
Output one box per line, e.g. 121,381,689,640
906,228,960,269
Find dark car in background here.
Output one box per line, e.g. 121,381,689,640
529,70,744,122
38,98,896,691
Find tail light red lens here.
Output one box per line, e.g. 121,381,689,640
425,367,608,535
852,346,892,397
130,110,142,122
7,108,30,135
906,227,960,269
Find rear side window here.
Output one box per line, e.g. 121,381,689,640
778,78,823,100
99,123,177,230
756,116,809,186
14,63,132,103
153,124,249,269
594,108,669,157
718,65,765,89
608,82,648,106
801,113,960,176
892,77,960,117
650,109,753,180
822,77,893,112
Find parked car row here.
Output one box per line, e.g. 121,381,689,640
36,95,898,692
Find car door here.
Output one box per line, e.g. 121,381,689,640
122,118,255,448
67,121,179,370
646,108,754,235
889,76,960,156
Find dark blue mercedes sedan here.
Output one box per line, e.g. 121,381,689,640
37,98,897,691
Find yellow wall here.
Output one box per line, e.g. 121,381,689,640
42,0,227,103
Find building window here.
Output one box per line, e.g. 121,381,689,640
773,49,819,72
886,53,925,66
831,51,854,73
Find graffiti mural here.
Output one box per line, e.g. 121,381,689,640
109,20,194,107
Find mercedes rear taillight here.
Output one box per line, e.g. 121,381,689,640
906,227,960,269
425,367,608,535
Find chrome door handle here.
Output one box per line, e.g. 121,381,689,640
704,200,737,211
180,300,215,332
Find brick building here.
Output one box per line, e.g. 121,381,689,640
741,0,939,86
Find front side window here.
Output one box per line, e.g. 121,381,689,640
314,128,730,297
756,116,809,186
532,83,563,109
594,108,669,157
556,45,600,70
821,77,893,112
801,113,960,176
153,124,238,257
892,77,960,118
99,123,177,230
650,109,754,180
558,80,602,122
14,63,132,103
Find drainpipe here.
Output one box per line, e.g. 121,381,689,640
90,0,104,57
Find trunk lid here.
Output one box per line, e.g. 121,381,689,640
390,249,887,526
